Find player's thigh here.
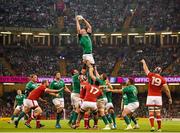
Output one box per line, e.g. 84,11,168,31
97,99,105,111
154,96,162,106
34,106,42,115
71,93,81,109
146,96,162,106
53,98,64,109
122,108,132,117
125,102,139,113
82,54,95,64
106,103,114,111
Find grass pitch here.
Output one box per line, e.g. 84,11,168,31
0,118,180,132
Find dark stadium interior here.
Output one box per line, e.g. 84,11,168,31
0,0,180,123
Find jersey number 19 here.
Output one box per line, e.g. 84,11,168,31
151,77,162,86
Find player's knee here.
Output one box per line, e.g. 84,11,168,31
34,107,42,115
155,106,161,115
109,108,114,113
23,106,29,113
148,107,155,115
80,108,85,114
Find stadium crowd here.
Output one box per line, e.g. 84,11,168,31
131,0,180,31
0,0,179,31
1,43,179,77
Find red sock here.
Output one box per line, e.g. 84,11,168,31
149,114,154,127
157,115,161,129
36,115,41,128
26,117,33,124
84,113,89,127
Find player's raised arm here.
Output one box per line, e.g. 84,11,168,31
89,65,96,81
13,100,17,109
140,59,150,75
162,84,172,104
105,79,113,90
94,66,100,78
76,16,81,34
83,18,92,33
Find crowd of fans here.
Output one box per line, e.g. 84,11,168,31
1,91,180,119
119,45,180,76
1,0,179,31
131,0,180,31
63,0,128,32
0,0,56,28
1,43,179,77
3,46,60,76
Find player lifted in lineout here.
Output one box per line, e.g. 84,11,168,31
76,15,95,67
140,59,172,132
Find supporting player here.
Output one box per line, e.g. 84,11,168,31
15,80,60,128
105,80,117,128
50,72,71,128
15,74,38,128
8,90,25,123
72,80,110,130
108,78,139,130
76,15,95,65
140,59,172,132
79,72,92,129
88,65,115,129
68,69,81,127
121,93,139,129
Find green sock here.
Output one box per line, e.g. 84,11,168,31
17,112,25,122
102,115,108,125
124,115,130,125
72,112,78,124
130,116,137,124
111,113,116,124
106,114,112,123
56,113,61,125
69,111,75,124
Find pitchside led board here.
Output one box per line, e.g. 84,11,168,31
0,76,179,84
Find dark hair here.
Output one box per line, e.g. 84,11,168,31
30,74,37,78
95,80,100,86
54,71,60,76
128,78,134,85
154,67,162,74
102,73,107,81
42,80,48,84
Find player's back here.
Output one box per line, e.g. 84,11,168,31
148,72,166,96
80,81,89,99
84,84,102,102
28,85,46,100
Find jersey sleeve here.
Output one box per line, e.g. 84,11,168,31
148,72,154,78
49,82,54,89
161,77,167,85
122,86,129,94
